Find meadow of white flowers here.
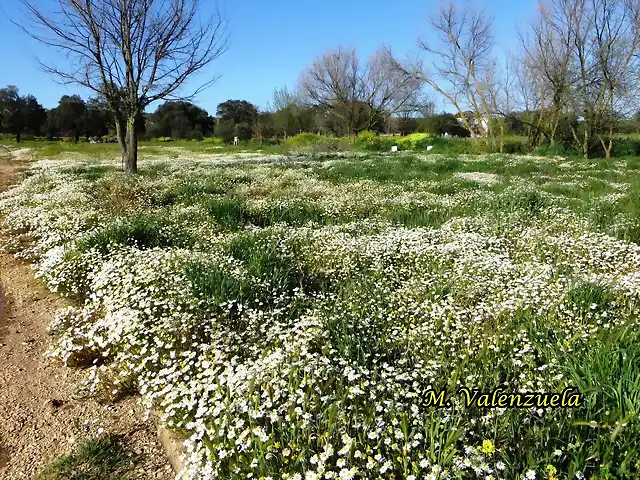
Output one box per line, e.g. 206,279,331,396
1,152,640,479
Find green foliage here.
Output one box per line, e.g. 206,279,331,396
0,85,46,142
356,130,378,143
145,100,214,140
421,113,471,137
396,133,435,150
77,215,196,253
612,138,640,157
214,119,235,143
38,434,137,480
55,95,88,143
6,151,640,479
216,99,259,125
283,132,338,147
234,122,253,141
200,137,225,145
567,281,615,315
494,188,548,216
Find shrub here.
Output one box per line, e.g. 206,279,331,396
533,143,576,157
284,132,337,147
234,122,253,141
422,114,471,137
612,138,640,157
501,139,528,154
396,133,435,150
356,130,378,143
200,137,225,145
214,119,235,143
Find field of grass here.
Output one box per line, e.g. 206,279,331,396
2,150,640,479
1,132,532,158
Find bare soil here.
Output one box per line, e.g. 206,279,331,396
0,151,174,479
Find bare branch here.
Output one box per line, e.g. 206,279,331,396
14,0,229,173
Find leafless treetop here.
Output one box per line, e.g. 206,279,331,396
17,0,228,113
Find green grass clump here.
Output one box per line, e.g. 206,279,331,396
38,434,137,480
77,215,196,253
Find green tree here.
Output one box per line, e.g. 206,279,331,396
147,101,214,139
0,86,27,142
214,119,235,143
43,108,60,140
85,97,112,139
24,95,46,137
253,112,274,143
273,104,301,138
55,95,87,143
234,122,253,141
216,100,258,126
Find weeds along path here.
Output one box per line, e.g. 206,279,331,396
0,152,174,479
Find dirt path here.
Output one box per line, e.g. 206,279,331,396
0,152,174,479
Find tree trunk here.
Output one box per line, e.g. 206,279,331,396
16,132,21,143
125,116,138,174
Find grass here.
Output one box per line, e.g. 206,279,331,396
77,214,196,253
38,435,138,480
4,150,640,479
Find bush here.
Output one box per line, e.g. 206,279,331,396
234,122,253,142
396,133,435,150
201,137,225,145
356,130,378,143
533,143,577,157
422,114,471,137
355,132,438,152
214,119,235,143
501,140,528,154
355,131,392,151
188,130,204,141
283,133,339,148
612,138,640,157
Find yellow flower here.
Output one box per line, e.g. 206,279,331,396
546,464,558,480
480,439,495,455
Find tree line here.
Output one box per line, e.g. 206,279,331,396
0,86,446,143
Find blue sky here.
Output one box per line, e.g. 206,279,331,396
0,0,537,115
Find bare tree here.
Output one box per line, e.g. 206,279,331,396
298,47,422,136
16,0,228,173
486,55,517,151
589,0,640,156
386,1,497,142
517,0,640,157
